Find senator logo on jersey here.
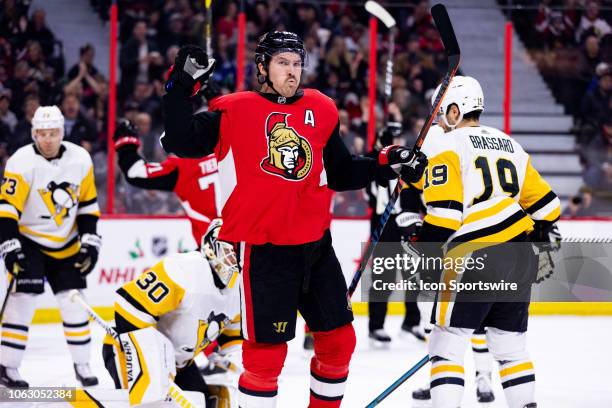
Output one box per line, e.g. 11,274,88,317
260,112,313,180
38,181,79,226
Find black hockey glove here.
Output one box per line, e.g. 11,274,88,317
113,119,141,152
396,212,422,242
165,45,216,96
74,234,102,276
0,238,28,276
379,145,428,183
529,221,561,283
202,77,222,101
375,121,403,150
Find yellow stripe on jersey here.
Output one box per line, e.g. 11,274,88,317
0,171,30,215
0,210,19,221
115,301,155,330
41,239,80,259
78,165,100,216
463,198,514,226
19,224,78,243
519,158,560,221
421,150,463,231
121,261,186,319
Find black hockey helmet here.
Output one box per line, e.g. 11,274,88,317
255,31,306,84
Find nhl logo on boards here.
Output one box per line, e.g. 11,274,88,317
260,112,313,181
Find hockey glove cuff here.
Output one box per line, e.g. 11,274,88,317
379,145,428,183
113,120,141,152
74,233,102,276
165,45,216,96
0,238,28,276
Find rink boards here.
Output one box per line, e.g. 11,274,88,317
1,217,610,323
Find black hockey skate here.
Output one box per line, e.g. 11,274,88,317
412,386,431,400
475,371,495,403
524,404,537,408
0,365,29,388
368,329,392,348
74,363,99,386
400,322,426,342
303,332,314,350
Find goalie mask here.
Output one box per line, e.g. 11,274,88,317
202,219,239,289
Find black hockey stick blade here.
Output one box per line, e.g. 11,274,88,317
431,4,460,58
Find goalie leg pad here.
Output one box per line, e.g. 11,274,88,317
56,290,91,364
309,323,356,407
0,292,36,368
487,328,536,408
117,327,176,406
238,340,287,408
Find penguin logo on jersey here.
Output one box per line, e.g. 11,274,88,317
38,181,78,226
260,112,313,181
194,312,229,354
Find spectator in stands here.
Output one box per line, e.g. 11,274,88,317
576,1,611,43
0,90,17,133
67,44,103,110
159,13,187,54
6,60,36,117
119,19,159,99
0,0,28,51
26,9,55,58
11,93,39,153
216,1,238,41
581,62,612,135
583,118,612,190
134,111,157,160
125,80,161,122
61,92,98,152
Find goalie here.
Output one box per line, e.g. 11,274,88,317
102,219,242,407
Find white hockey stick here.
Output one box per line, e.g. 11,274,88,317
68,290,198,408
365,1,396,28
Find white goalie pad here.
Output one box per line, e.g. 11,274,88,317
118,327,177,407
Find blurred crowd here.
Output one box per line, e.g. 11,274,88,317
510,0,612,214
3,0,611,216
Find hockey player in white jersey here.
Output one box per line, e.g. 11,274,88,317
411,84,495,405
102,219,242,407
412,76,561,408
0,106,101,387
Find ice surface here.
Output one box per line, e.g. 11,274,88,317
8,315,612,407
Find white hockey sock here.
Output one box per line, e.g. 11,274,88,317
471,333,493,375
0,293,37,368
430,356,464,408
56,290,91,364
498,359,536,408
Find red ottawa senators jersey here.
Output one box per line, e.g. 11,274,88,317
209,89,336,245
145,154,220,241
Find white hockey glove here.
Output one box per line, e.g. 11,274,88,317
530,222,561,283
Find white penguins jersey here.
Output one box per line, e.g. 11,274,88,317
414,124,560,243
113,251,242,368
0,142,100,258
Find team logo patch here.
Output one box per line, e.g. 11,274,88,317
38,181,78,226
260,112,313,181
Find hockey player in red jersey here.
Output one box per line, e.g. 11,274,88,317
113,120,220,242
160,32,428,407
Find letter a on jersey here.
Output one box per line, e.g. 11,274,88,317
38,181,78,226
261,112,313,181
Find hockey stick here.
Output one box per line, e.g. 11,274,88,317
365,1,396,127
365,354,429,407
348,4,460,297
0,276,16,324
204,0,213,56
68,290,198,408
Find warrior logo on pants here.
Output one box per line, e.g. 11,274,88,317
261,112,312,181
